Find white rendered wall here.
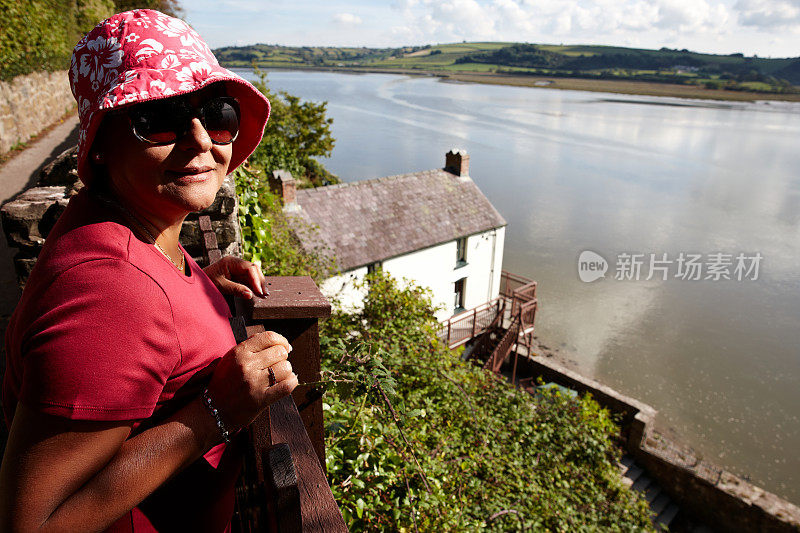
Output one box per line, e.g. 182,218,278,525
321,266,369,313
320,227,505,322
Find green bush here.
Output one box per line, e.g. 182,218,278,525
76,0,116,34
0,1,181,81
112,0,182,17
233,164,334,283
319,273,655,531
1,0,75,80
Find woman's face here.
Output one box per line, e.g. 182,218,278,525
96,85,234,222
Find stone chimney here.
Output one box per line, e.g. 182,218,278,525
269,169,298,211
445,149,469,177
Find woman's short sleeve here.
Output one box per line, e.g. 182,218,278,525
19,258,182,421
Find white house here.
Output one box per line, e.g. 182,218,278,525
273,151,507,321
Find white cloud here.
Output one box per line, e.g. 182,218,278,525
187,0,800,59
333,13,363,25
654,0,730,33
735,0,800,31
386,0,735,46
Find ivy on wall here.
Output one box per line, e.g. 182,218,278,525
0,1,183,81
0,0,116,81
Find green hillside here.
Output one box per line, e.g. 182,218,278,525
214,42,800,96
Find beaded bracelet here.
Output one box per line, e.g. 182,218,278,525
202,388,231,443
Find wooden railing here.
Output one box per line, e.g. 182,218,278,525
499,270,537,299
482,271,538,378
484,316,520,373
437,271,538,364
200,216,346,532
437,297,504,349
229,277,347,533
500,270,537,318
519,298,538,331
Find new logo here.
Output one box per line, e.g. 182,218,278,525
578,250,608,282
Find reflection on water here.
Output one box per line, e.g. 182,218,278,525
240,69,800,502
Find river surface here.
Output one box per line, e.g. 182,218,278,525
238,69,800,503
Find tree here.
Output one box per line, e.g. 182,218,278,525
233,73,338,279
249,68,337,187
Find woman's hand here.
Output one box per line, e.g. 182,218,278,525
206,331,298,432
0,331,298,532
203,256,267,299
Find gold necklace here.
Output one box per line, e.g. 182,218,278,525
127,213,186,273
99,194,186,273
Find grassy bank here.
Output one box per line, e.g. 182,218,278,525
440,70,800,102
232,64,800,103
217,41,800,103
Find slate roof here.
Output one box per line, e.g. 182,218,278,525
291,169,507,272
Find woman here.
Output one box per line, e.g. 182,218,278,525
0,10,295,532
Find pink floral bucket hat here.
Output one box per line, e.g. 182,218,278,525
69,9,270,185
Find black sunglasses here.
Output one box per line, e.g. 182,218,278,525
128,96,240,146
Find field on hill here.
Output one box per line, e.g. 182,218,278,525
214,42,800,101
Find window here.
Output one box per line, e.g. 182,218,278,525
456,237,467,268
454,277,466,312
367,261,382,275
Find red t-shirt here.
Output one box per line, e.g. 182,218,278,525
3,189,241,532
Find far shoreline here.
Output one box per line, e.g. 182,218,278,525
229,64,800,103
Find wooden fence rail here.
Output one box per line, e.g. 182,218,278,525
500,270,537,300
229,277,347,533
201,216,346,532
438,270,538,352
438,298,504,349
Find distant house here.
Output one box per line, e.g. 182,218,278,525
272,151,507,320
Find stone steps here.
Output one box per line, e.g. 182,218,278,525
619,455,681,531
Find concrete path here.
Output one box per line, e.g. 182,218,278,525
0,113,80,316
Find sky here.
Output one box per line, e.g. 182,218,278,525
185,0,800,58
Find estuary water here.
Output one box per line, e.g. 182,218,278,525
237,69,800,503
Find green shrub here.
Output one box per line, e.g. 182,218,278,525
1,0,75,80
0,1,181,81
112,0,183,18
319,273,655,531
234,164,334,283
76,0,116,34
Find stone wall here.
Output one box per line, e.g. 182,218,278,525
515,355,800,532
0,146,241,288
0,70,75,155
635,437,800,533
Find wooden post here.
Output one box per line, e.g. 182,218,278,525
512,349,519,386
248,276,331,469
235,276,346,532
471,308,477,339
447,320,452,348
